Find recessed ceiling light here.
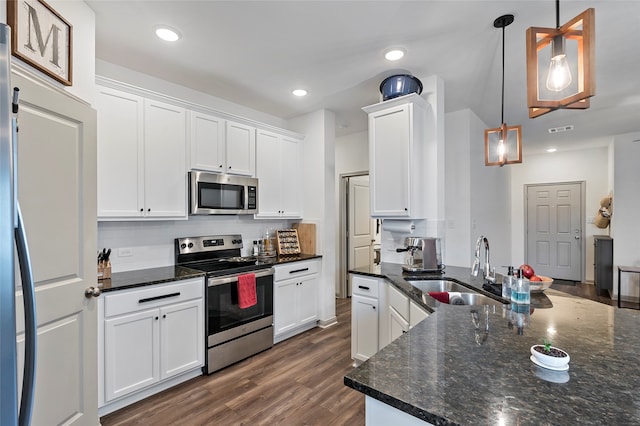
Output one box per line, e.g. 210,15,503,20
546,148,557,153
155,26,181,42
292,89,307,97
384,48,405,61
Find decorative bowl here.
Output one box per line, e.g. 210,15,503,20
379,74,423,101
529,275,553,292
530,345,570,369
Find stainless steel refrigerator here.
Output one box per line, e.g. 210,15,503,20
0,23,37,426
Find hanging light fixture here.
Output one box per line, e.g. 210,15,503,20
484,14,522,167
526,1,595,118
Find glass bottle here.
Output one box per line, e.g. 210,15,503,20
502,266,514,299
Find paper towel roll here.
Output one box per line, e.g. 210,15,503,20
382,220,415,233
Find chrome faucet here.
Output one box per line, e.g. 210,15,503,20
471,235,496,283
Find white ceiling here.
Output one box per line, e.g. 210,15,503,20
86,0,640,154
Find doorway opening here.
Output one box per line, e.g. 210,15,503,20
337,173,380,298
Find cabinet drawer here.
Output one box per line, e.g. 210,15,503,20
104,278,204,318
352,275,380,298
274,260,319,281
388,284,409,319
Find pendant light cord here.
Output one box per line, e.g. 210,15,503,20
556,0,560,28
500,23,505,124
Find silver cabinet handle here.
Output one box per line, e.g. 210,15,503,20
85,286,101,298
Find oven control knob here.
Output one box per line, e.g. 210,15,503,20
188,243,194,248
180,243,186,249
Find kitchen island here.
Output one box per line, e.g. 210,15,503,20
345,263,640,425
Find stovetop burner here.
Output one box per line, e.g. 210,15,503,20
175,234,274,276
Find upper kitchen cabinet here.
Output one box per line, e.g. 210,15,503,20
97,86,187,220
188,111,256,176
255,129,303,219
363,93,428,218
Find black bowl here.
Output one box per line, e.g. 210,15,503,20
379,74,423,101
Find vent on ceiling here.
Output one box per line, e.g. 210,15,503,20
548,125,574,134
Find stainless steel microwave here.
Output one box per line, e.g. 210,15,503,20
189,171,258,215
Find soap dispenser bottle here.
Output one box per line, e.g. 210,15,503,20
502,266,514,299
511,269,530,305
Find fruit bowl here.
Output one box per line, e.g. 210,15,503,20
529,275,553,292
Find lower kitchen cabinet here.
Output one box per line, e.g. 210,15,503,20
351,274,430,364
351,275,382,364
273,259,320,343
98,278,204,415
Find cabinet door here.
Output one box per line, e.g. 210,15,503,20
409,301,429,328
352,295,379,361
369,104,411,217
297,275,318,325
159,299,204,379
280,136,303,218
96,87,144,218
388,306,409,342
104,309,159,402
255,130,282,217
226,121,256,176
274,279,298,336
144,99,187,218
189,111,225,173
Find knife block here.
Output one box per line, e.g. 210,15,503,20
98,261,112,280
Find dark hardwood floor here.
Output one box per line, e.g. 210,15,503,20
100,298,364,426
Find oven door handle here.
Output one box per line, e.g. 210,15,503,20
208,268,274,286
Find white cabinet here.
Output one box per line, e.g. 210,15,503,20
273,259,320,342
410,300,430,328
362,93,428,218
352,274,431,363
97,86,187,220
189,113,256,176
351,274,382,364
99,278,204,413
255,129,303,218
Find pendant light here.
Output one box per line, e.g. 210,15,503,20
526,1,595,118
484,14,522,167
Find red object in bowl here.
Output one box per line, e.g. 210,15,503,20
428,291,449,303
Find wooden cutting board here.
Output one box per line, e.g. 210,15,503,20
292,223,316,255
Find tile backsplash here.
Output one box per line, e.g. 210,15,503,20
98,216,291,272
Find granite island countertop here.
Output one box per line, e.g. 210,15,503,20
345,264,640,425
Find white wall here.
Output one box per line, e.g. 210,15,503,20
444,110,471,267
611,132,640,301
336,130,368,175
1,0,95,103
288,109,337,326
509,146,611,282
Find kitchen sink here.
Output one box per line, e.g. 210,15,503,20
451,293,504,306
405,279,471,293
406,279,507,306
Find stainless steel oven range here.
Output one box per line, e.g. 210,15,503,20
175,234,274,374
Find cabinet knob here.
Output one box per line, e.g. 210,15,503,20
155,316,159,320
404,208,408,211
140,208,143,212
84,286,101,298
228,165,232,169
148,208,151,212
163,314,166,319
219,164,223,168
372,306,376,310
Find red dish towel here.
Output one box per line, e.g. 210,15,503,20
428,291,449,304
238,273,257,309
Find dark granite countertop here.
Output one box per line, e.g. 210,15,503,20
346,263,640,425
98,266,205,292
98,254,322,293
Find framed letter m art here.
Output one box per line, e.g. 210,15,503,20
7,0,72,86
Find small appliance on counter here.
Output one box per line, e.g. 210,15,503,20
396,237,443,272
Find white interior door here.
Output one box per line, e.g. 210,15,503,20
348,176,375,294
13,70,98,425
526,182,583,281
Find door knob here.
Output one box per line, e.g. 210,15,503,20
84,286,101,298
574,235,580,240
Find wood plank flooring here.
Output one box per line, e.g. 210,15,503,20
100,298,364,426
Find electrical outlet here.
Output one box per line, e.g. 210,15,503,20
118,247,133,257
